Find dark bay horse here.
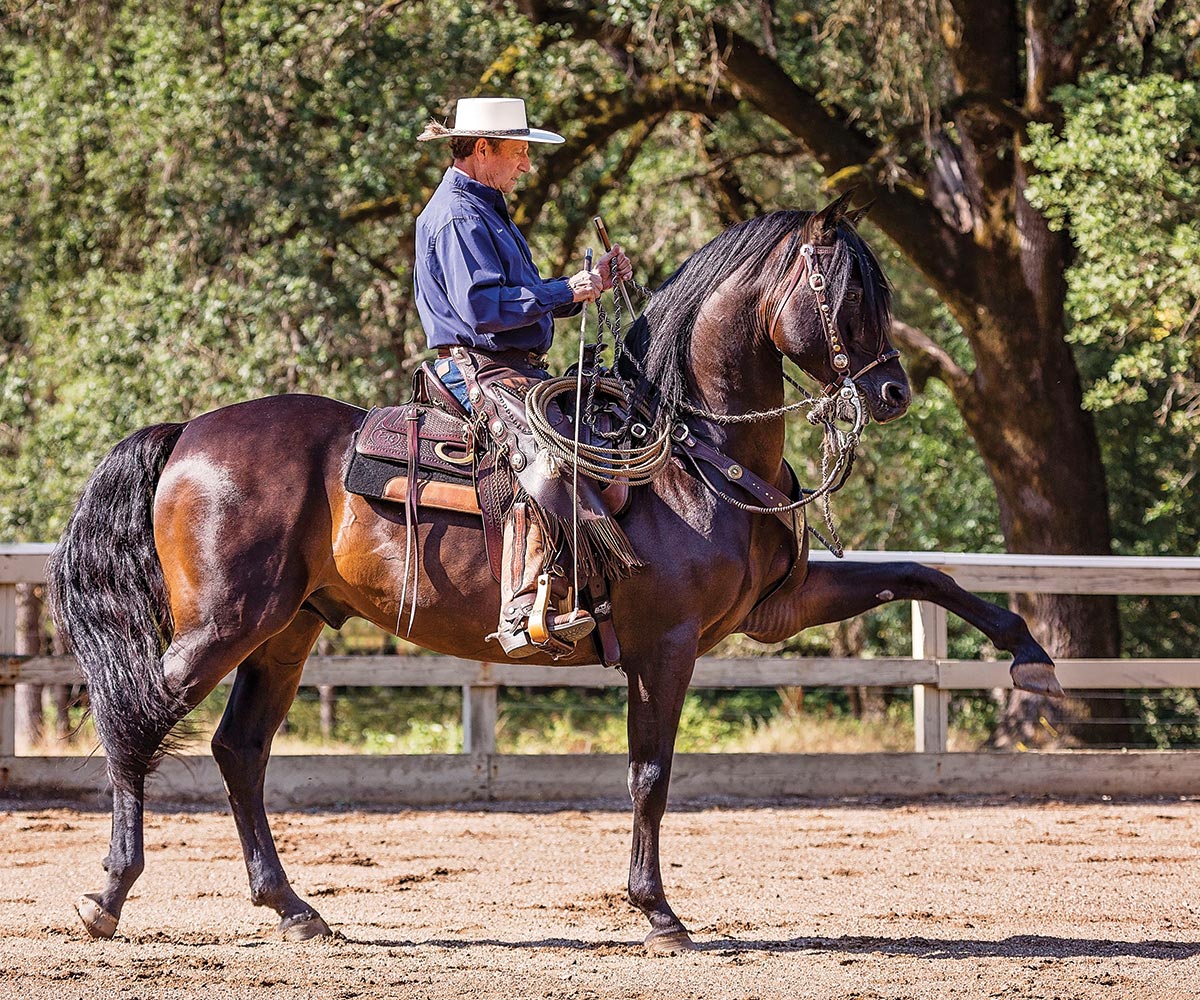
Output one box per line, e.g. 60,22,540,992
49,196,1062,952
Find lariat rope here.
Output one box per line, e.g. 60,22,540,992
525,262,867,556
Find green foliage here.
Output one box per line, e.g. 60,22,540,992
0,0,523,538
1025,72,1200,452
1024,71,1200,658
1136,689,1200,749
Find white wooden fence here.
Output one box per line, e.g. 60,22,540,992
3,543,1200,804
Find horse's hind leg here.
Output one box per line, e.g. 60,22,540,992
76,780,147,938
777,561,1063,696
76,631,249,939
211,611,330,940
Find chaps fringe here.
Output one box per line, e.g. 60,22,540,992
530,498,643,583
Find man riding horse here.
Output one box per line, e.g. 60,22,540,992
415,97,635,659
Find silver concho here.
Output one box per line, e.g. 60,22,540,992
833,353,850,370
509,450,526,472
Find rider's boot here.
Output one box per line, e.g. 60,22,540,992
492,501,594,659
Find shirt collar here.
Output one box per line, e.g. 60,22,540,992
444,166,507,213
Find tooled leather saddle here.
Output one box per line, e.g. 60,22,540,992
343,361,628,585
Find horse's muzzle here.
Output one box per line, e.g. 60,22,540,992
867,378,912,423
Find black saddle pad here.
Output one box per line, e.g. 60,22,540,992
344,450,471,502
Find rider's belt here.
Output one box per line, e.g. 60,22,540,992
446,345,548,369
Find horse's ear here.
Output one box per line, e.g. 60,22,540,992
845,200,875,228
812,188,856,237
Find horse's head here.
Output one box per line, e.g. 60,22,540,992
766,194,911,423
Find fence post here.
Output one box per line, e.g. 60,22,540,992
462,662,497,755
15,583,44,747
912,600,949,753
0,583,16,757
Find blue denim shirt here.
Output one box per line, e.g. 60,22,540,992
414,168,578,353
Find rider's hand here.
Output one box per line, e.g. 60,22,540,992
568,268,604,303
598,244,633,292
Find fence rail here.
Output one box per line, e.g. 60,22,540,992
3,543,1200,803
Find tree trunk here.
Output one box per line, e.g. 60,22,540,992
513,0,1132,744
960,279,1126,745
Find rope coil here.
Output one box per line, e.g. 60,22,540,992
526,377,674,486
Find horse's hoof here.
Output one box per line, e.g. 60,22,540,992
278,913,332,941
76,893,119,940
1011,661,1065,699
644,928,696,955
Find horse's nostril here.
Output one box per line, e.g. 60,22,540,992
882,381,910,408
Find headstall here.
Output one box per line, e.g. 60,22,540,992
767,242,899,395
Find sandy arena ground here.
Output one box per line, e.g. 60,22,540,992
1,795,1198,999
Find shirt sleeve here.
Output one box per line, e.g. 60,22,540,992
434,216,575,335
551,293,583,319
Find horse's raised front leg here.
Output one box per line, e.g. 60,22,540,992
211,611,331,940
753,560,1063,697
624,632,699,955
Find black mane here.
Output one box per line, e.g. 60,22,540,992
623,209,891,416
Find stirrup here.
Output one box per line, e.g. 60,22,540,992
491,574,596,659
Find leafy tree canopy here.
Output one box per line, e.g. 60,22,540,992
1025,72,1199,534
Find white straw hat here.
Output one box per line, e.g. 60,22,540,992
418,97,564,144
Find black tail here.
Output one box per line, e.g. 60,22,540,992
47,422,187,792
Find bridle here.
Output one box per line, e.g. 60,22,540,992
767,241,899,396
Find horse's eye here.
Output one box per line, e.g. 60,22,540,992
845,289,862,303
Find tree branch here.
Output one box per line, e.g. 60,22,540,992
511,82,736,232
669,141,807,186
890,319,974,409
552,115,664,275
708,22,985,313
339,194,410,227
1026,0,1123,115
940,3,1021,225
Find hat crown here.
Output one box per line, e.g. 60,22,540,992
454,98,528,133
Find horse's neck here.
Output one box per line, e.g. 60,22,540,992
685,301,787,485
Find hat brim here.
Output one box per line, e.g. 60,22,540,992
417,126,564,144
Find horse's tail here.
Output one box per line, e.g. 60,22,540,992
47,422,187,793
